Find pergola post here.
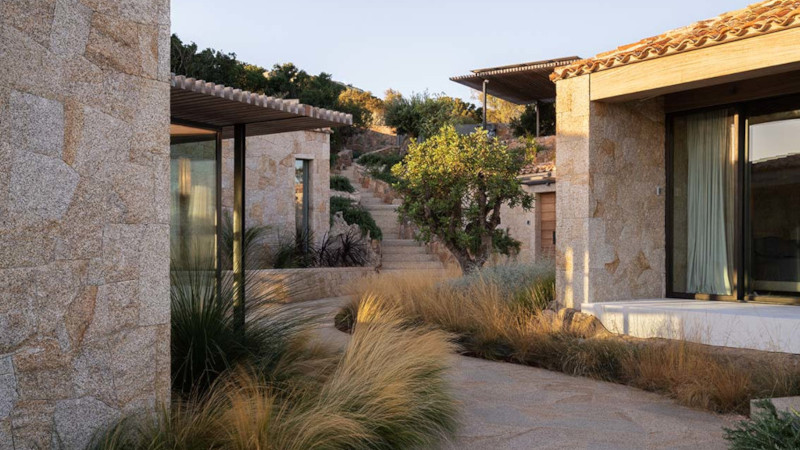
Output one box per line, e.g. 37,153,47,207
233,123,246,334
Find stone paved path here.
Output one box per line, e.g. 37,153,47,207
293,297,738,450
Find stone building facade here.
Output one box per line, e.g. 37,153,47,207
221,129,331,248
0,1,171,448
554,76,666,308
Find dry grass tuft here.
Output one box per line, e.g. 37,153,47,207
90,295,459,450
344,266,800,415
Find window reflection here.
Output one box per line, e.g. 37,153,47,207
748,112,800,296
170,124,218,268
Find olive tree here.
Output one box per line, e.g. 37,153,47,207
391,125,534,274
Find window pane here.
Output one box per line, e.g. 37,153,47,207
671,109,736,295
170,125,217,268
295,159,310,237
748,112,800,296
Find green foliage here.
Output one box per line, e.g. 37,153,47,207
511,102,556,137
383,91,480,139
392,125,534,273
170,242,310,396
171,35,379,150
358,152,404,185
330,196,383,241
271,229,318,269
725,400,800,449
330,175,355,193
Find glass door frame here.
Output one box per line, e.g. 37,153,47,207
665,95,800,305
169,118,223,279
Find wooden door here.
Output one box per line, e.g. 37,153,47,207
540,192,556,257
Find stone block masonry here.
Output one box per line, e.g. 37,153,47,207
0,1,171,448
221,130,332,248
555,75,666,308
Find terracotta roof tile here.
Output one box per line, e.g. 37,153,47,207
552,0,800,81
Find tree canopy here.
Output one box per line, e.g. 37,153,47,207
391,125,534,274
170,35,385,148
383,91,480,140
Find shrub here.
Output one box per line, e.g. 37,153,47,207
317,228,372,267
357,153,404,185
330,174,355,193
271,227,373,269
725,400,800,449
330,196,383,241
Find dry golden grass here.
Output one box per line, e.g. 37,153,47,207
344,268,800,415
90,296,459,450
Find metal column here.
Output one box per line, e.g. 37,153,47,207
233,124,246,334
482,79,489,130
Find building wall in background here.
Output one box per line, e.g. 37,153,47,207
221,130,331,250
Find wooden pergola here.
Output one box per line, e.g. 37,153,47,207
170,74,352,327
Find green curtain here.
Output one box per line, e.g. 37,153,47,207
686,110,734,295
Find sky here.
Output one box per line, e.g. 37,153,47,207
172,0,752,103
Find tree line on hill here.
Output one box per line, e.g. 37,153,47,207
171,35,550,147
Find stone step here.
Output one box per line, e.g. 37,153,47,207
364,204,398,211
382,253,437,263
381,239,418,246
381,245,427,254
382,260,444,270
375,220,400,227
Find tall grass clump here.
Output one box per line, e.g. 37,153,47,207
89,295,459,450
343,264,800,415
170,240,313,396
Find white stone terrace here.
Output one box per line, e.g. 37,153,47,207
582,299,800,354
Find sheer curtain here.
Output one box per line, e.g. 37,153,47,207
686,110,734,295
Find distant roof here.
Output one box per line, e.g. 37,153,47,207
552,0,800,81
170,74,352,138
450,57,581,104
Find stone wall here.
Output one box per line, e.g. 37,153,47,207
555,75,666,308
221,130,331,248
0,1,171,448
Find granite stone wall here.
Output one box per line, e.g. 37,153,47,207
555,75,666,308
0,1,171,448
221,130,331,249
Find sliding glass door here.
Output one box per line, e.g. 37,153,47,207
668,96,800,302
746,108,800,298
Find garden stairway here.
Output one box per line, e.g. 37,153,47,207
341,164,446,273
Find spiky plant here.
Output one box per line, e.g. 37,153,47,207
170,239,314,397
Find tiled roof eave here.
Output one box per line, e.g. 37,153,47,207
170,74,353,126
552,0,800,81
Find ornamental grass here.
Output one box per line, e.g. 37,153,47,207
342,263,800,415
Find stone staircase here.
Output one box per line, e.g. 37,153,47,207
342,165,445,273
